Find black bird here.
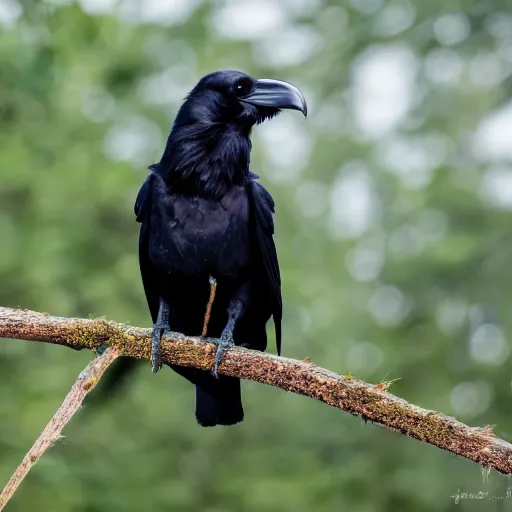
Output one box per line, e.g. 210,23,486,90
135,70,307,427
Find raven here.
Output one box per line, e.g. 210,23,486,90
135,70,307,427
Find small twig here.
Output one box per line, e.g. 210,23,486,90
1,306,512,475
202,275,217,336
0,347,120,511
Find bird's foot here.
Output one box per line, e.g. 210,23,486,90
151,322,170,374
212,331,234,378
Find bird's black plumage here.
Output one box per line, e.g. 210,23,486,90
135,70,306,426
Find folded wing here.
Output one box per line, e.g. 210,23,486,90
248,177,283,355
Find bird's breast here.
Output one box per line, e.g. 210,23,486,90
149,186,251,280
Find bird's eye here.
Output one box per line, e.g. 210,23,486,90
234,80,252,97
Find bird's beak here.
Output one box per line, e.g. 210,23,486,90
241,79,307,117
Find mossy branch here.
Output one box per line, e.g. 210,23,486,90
1,306,512,477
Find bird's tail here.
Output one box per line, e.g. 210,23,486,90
195,376,244,427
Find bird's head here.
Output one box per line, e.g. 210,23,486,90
174,70,307,129
158,70,307,197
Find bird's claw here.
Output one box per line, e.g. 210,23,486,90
151,322,170,374
212,332,234,378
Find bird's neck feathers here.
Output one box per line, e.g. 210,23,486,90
155,122,252,199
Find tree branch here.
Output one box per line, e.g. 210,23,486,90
1,306,511,475
0,347,120,511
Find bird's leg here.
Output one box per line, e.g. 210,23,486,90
212,299,244,378
151,298,170,373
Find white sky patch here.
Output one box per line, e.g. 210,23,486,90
104,116,163,168
220,0,320,18
473,100,512,161
78,0,117,15
450,380,493,418
373,0,415,38
424,48,464,86
376,134,446,189
499,41,512,65
351,45,418,138
211,1,288,40
368,285,410,326
328,162,377,239
138,66,195,107
345,247,384,281
436,298,467,334
433,13,470,46
486,13,512,39
0,0,22,26
480,166,512,209
253,25,324,68
258,115,312,183
469,323,510,365
469,53,506,88
118,0,201,26
345,234,386,282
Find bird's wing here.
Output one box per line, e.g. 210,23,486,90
92,172,158,401
135,172,160,323
248,178,282,355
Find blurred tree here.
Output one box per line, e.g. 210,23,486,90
2,0,512,510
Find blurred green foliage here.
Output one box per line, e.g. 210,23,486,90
2,0,512,510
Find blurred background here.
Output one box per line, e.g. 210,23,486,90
1,0,512,510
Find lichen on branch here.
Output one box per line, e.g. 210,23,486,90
1,306,512,476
